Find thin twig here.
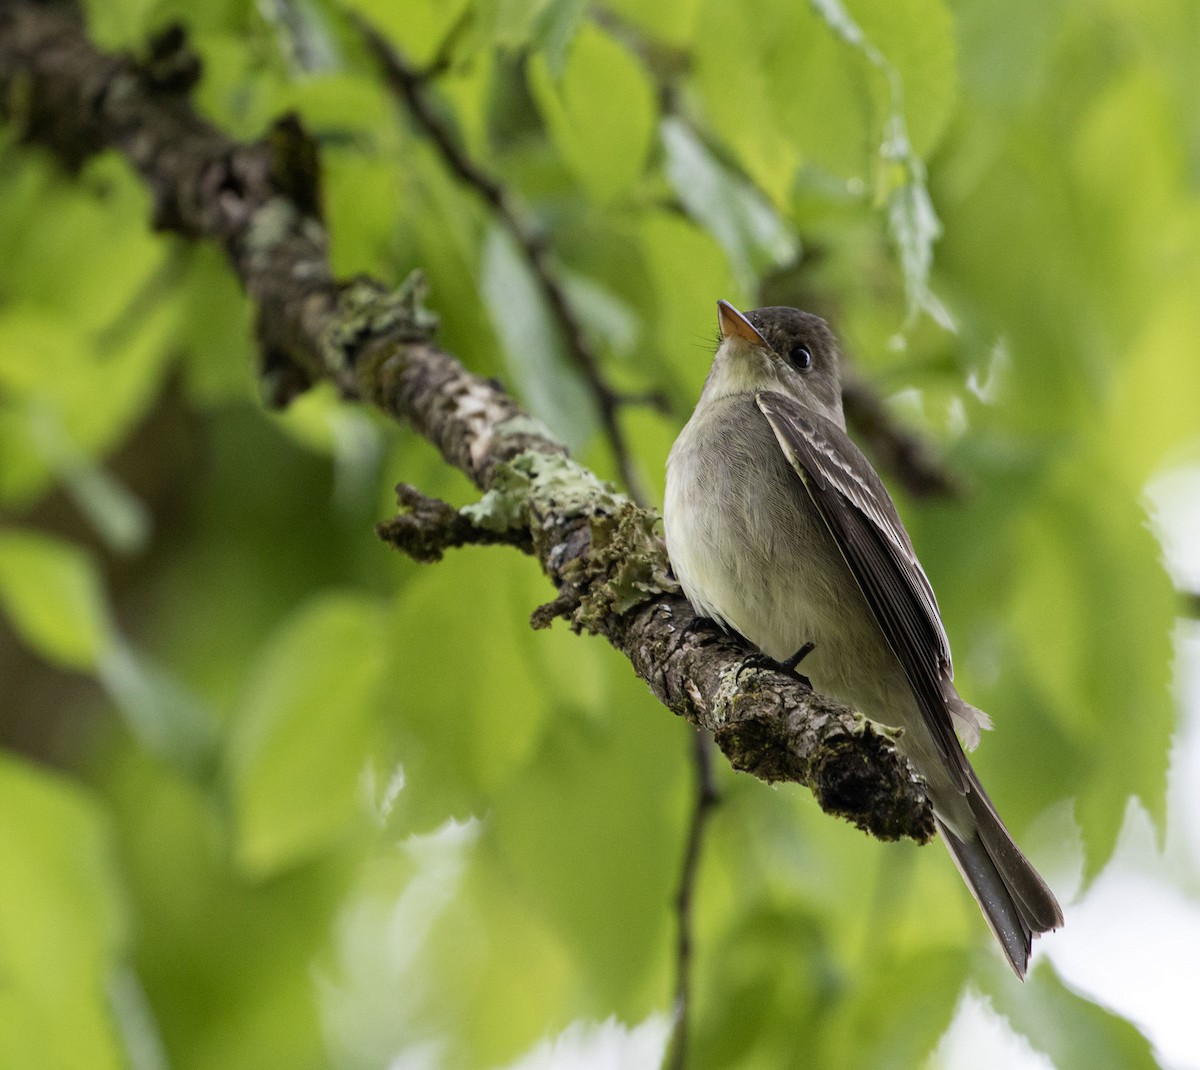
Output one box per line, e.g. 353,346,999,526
376,483,533,561
355,17,652,504
666,729,719,1070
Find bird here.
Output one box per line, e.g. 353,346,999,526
663,299,1063,978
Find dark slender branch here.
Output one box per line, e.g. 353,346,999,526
666,730,719,1070
355,16,653,504
0,1,935,843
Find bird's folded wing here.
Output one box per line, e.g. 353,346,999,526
756,391,968,791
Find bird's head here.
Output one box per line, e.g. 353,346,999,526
703,299,844,425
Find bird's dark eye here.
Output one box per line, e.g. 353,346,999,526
788,344,812,370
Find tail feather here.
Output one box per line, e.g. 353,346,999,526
936,772,1064,979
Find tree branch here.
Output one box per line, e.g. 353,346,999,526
0,1,935,844
666,729,719,1070
355,16,662,504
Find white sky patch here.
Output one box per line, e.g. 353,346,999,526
1145,464,1200,593
491,1015,671,1070
1046,804,1200,1070
932,989,1054,1070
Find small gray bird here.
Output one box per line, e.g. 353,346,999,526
664,299,1063,978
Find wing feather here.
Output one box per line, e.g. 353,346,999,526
756,391,968,790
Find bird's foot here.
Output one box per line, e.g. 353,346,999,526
741,641,815,690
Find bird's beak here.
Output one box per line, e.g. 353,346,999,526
717,299,768,348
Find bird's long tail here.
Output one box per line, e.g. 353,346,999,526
936,769,1064,979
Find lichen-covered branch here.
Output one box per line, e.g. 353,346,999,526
0,0,935,843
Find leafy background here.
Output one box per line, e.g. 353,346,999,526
2,0,1199,1067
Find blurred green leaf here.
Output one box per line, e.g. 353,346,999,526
1007,466,1173,875
0,530,113,669
0,757,128,1069
820,948,968,1070
842,0,959,159
482,664,685,1013
100,747,344,1070
981,963,1159,1070
530,0,590,77
98,639,218,776
339,0,472,66
479,223,597,450
527,23,657,202
691,900,840,1070
227,592,387,877
173,245,254,406
661,117,799,291
26,404,152,554
604,0,701,46
384,550,571,825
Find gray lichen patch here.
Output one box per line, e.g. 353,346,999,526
461,459,535,533
461,449,676,629
568,504,678,627
463,450,617,533
326,271,439,376
244,197,299,260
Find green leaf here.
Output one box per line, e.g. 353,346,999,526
635,210,743,400
228,592,387,877
0,160,176,502
820,948,968,1070
479,223,596,451
530,0,590,77
384,551,568,825
812,0,956,326
100,749,340,1070
98,639,218,775
1005,465,1173,875
693,0,866,202
980,963,1159,1070
174,245,254,405
661,117,799,290
691,901,842,1069
527,23,657,202
0,530,113,669
25,405,152,554
482,664,686,1013
603,0,701,46
0,757,127,1069
840,0,959,159
339,0,472,66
